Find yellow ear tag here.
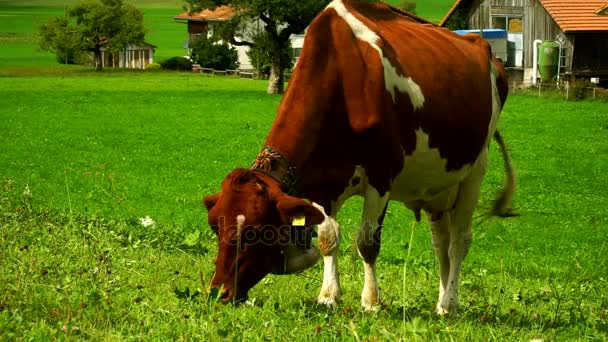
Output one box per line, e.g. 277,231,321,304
292,216,306,226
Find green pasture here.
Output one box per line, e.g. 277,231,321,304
0,0,454,68
0,1,186,67
1,72,607,340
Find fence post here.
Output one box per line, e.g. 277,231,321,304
565,82,569,100
538,82,541,97
594,87,597,100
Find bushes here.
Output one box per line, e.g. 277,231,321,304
189,34,238,71
146,62,161,71
160,56,192,71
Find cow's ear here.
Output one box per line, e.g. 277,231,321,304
203,193,220,212
276,194,325,227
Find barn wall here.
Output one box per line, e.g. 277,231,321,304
523,0,573,73
455,0,580,78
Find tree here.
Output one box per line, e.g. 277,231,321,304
246,31,293,79
190,34,239,70
184,0,328,94
39,0,146,70
38,17,84,64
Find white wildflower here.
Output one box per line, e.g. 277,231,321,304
139,216,156,228
22,184,31,198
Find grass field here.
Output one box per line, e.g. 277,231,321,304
0,0,454,69
0,0,186,67
1,72,607,340
1,0,607,340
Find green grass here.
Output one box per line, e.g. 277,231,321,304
1,73,607,340
383,0,454,23
0,1,186,67
1,1,607,340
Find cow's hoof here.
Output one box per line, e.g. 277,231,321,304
436,304,449,316
436,302,458,317
317,296,338,308
362,301,381,312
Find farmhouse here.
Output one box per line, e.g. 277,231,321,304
98,41,156,69
174,6,309,71
441,0,608,85
174,4,433,72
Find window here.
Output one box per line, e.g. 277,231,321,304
491,15,522,33
508,18,523,33
492,16,507,30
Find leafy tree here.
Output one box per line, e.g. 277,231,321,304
246,31,293,79
189,34,239,70
38,17,84,64
184,0,328,94
38,0,146,70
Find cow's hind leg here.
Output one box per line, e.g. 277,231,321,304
436,151,488,316
429,210,450,313
314,203,342,307
357,186,390,311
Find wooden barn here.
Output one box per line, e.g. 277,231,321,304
441,0,608,85
173,6,257,70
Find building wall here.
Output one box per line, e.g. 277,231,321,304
523,0,573,74
100,46,154,69
455,0,578,80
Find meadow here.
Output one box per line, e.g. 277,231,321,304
0,0,454,70
1,72,608,340
1,0,607,340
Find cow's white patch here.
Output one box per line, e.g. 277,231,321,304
357,185,390,311
390,129,471,208
326,0,425,109
331,166,365,212
313,202,342,306
361,263,380,311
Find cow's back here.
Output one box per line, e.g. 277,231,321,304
266,0,505,202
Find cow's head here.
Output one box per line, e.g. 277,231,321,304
203,168,325,303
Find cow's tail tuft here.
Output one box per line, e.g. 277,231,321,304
491,130,518,217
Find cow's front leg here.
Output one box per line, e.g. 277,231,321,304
357,187,390,311
313,203,341,307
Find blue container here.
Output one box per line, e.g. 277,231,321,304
453,29,508,39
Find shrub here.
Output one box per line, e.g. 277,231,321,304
146,62,161,71
570,80,594,101
160,56,192,71
189,34,238,71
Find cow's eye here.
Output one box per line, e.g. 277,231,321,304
209,221,219,235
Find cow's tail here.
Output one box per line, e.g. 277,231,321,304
491,130,517,217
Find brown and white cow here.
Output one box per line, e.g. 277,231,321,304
203,0,516,315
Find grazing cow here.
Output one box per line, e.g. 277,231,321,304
203,0,516,315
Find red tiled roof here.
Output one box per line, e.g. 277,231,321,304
596,1,608,14
174,5,236,22
539,0,608,31
439,0,465,27
440,0,608,31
